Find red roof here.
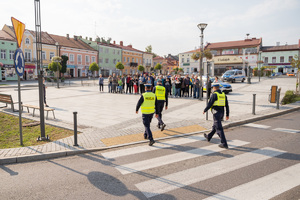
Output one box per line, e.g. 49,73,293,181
0,30,15,41
262,44,299,52
49,34,96,51
206,38,262,49
113,43,144,53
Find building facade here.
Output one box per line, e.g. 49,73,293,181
143,52,153,73
0,30,18,81
260,42,300,74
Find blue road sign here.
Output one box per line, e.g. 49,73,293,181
14,48,25,76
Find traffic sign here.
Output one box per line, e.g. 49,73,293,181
14,48,25,76
11,17,25,48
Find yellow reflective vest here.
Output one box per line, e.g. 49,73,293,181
141,92,156,114
212,92,226,107
155,85,166,100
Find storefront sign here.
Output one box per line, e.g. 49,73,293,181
222,49,238,55
211,56,243,64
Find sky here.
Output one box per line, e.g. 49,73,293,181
1,0,299,56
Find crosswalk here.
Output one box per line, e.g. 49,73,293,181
101,135,299,199
243,123,300,134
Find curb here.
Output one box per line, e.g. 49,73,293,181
1,106,299,165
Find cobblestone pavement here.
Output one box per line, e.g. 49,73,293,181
0,76,299,159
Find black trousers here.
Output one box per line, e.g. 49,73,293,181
142,113,154,140
99,84,103,91
207,112,228,146
156,101,165,126
140,84,145,93
126,84,131,93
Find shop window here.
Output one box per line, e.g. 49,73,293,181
280,56,284,63
272,57,276,63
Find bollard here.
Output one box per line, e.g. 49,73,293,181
199,87,203,101
73,112,79,146
276,90,280,109
252,94,256,115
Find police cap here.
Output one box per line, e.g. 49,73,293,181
157,79,162,83
145,84,152,88
212,83,220,87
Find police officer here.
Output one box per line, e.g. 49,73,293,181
136,84,158,146
152,79,168,131
203,83,229,148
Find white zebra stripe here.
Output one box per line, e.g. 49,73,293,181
116,140,249,175
204,163,300,200
243,123,271,129
135,147,286,198
273,128,300,134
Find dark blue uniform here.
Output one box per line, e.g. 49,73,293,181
204,89,229,147
152,86,168,127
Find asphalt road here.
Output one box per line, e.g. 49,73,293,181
1,110,299,200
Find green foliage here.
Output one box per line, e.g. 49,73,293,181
154,63,162,70
281,90,300,105
178,68,183,72
145,45,152,53
115,62,124,70
48,62,62,72
61,55,68,74
191,49,213,61
138,65,145,72
89,62,100,72
291,55,300,69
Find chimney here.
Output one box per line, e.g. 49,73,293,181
120,41,123,46
66,34,69,39
276,42,280,46
79,36,82,39
128,44,132,48
85,37,88,40
89,37,92,41
113,41,115,44
74,35,77,41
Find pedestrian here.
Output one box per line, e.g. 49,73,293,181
183,75,190,97
43,78,49,107
112,73,117,93
190,75,194,97
175,76,181,98
136,84,158,146
117,78,123,93
214,76,219,83
139,74,145,94
108,75,112,93
133,75,138,94
207,77,212,98
193,77,200,98
126,74,132,94
165,78,171,96
203,83,230,149
152,79,168,131
171,76,176,97
99,74,104,92
121,74,126,92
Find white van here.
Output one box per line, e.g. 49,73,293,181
222,69,246,83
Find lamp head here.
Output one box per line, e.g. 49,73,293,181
197,23,207,30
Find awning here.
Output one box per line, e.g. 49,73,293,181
67,65,76,69
25,65,36,69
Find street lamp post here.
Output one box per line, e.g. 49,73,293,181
206,61,210,120
197,23,207,100
55,42,60,88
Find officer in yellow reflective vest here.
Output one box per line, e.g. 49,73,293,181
203,83,230,149
152,79,168,131
136,84,158,146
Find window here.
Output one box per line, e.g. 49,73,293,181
182,58,184,63
50,52,55,60
91,56,96,63
117,59,120,63
113,49,115,54
113,59,116,64
105,58,109,63
105,48,109,54
136,58,138,63
139,59,141,64
280,56,284,63
69,54,74,62
0,49,6,59
24,50,31,61
272,57,276,63
187,58,190,63
42,51,46,60
9,50,14,60
132,58,134,62
25,38,30,44
77,54,82,63
264,57,268,63
124,57,126,62
85,55,90,64
127,57,130,62
99,48,103,53
143,58,145,64
99,58,103,63
117,50,120,55
289,56,293,62
187,68,190,73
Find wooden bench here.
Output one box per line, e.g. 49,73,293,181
22,104,55,120
0,93,18,112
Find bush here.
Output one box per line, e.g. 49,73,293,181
281,90,296,105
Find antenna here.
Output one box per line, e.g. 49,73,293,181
95,21,97,39
246,33,250,39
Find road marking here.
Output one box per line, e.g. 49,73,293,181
135,147,286,198
273,128,300,134
116,140,249,175
102,135,208,159
204,163,300,200
243,123,271,129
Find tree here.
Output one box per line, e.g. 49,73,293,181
191,49,213,61
291,55,300,93
89,62,100,78
138,65,145,72
154,63,162,74
145,45,152,53
60,55,68,75
48,61,62,72
115,62,124,75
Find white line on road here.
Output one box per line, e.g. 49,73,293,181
101,135,207,159
204,163,300,200
243,123,271,129
135,147,286,198
116,140,249,175
272,128,300,134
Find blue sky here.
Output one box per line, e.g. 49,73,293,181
1,0,299,56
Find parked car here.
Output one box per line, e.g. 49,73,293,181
287,72,295,76
222,69,246,83
201,76,232,94
271,72,283,76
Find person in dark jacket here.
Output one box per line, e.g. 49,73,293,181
99,74,104,92
203,83,229,149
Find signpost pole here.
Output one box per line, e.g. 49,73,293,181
18,76,23,145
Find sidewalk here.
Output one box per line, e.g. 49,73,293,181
0,76,299,164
